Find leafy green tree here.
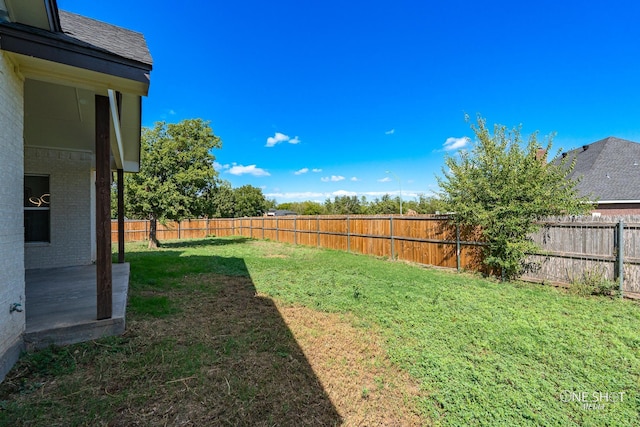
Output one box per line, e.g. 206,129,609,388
265,198,278,212
325,195,363,214
206,180,235,218
125,119,221,247
277,202,297,212
323,198,334,214
300,200,325,215
402,195,448,214
369,194,400,214
233,185,268,217
437,115,592,280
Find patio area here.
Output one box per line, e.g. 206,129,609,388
24,264,130,350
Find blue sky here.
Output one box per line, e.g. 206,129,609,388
59,0,640,203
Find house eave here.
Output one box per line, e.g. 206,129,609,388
0,21,151,87
5,50,149,96
596,200,640,204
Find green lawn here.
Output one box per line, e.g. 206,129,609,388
2,237,639,426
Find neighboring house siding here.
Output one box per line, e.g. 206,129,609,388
24,147,93,269
0,53,26,381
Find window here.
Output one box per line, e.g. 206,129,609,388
24,175,50,243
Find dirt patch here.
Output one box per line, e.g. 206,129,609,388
276,304,425,425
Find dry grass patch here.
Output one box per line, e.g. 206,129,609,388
276,304,424,425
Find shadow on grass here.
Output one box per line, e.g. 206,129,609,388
153,257,344,425
1,251,343,425
159,236,251,249
130,254,342,424
126,246,251,289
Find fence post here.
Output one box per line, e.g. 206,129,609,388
294,216,298,245
178,221,181,240
347,215,351,252
390,216,395,260
616,220,625,297
456,223,461,272
262,216,265,240
317,216,320,247
276,217,279,242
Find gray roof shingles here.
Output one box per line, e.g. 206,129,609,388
561,137,640,201
59,10,152,67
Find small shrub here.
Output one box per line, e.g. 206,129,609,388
569,267,619,297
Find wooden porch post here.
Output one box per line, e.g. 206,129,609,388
117,168,125,263
96,94,112,320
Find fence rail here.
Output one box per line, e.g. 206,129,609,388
112,215,640,298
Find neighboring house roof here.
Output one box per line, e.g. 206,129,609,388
58,11,152,67
561,137,640,202
267,209,298,216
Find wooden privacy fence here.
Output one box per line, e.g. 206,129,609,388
112,215,640,298
111,216,485,270
522,216,640,299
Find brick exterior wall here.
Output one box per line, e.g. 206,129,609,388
593,203,640,216
24,147,93,269
0,53,26,380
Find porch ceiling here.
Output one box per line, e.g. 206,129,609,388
4,0,58,31
24,78,142,172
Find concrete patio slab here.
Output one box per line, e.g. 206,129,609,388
24,263,129,350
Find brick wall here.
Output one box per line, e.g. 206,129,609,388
24,147,93,269
0,53,26,380
593,203,640,216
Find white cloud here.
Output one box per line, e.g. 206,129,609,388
385,128,395,135
350,177,359,181
332,190,357,197
294,168,309,175
321,175,345,182
361,190,423,198
265,191,325,199
378,177,393,183
264,188,433,202
227,164,271,177
213,161,230,171
312,168,323,173
265,132,301,147
159,109,177,120
443,136,470,151
266,132,289,147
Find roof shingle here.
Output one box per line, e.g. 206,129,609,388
59,10,152,67
561,137,640,201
